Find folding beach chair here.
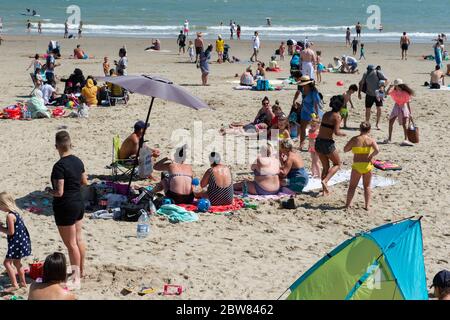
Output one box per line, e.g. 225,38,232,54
106,135,135,181
105,82,129,106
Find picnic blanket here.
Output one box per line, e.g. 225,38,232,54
234,187,296,200
178,198,245,213
228,79,285,85
156,204,198,223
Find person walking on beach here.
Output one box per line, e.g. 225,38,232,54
216,35,224,63
78,21,83,39
355,22,362,38
250,31,260,62
315,95,346,196
359,43,366,60
64,20,69,38
115,47,128,76
236,24,241,40
400,32,411,60
358,64,388,123
46,131,88,283
343,122,379,211
177,30,187,54
183,20,189,37
230,21,236,40
199,44,213,85
38,21,42,34
194,32,204,64
352,37,358,56
345,27,351,47
300,42,317,80
27,20,31,33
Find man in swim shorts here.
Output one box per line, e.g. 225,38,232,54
74,45,88,59
400,32,411,60
300,42,317,80
358,64,389,123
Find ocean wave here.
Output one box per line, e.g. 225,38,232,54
208,25,352,31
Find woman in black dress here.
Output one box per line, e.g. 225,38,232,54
46,131,88,280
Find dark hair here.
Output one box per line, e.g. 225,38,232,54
77,44,80,48
119,47,127,56
396,84,415,96
292,70,302,79
329,95,344,112
262,96,270,104
436,65,441,70
360,121,371,133
349,84,358,92
42,252,67,283
109,68,115,76
34,54,39,59
55,131,71,152
403,32,406,35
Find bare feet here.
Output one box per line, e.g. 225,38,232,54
320,180,330,196
2,286,19,293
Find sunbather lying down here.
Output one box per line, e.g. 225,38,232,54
220,122,268,136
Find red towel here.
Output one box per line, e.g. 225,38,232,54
178,198,244,213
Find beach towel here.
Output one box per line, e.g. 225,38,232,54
156,204,198,223
233,85,253,90
228,79,285,85
429,86,450,91
178,198,245,213
145,49,171,53
234,187,296,200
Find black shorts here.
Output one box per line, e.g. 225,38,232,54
53,201,84,226
179,42,186,48
430,83,441,89
365,95,383,108
401,43,409,51
166,190,194,205
315,138,336,155
195,47,203,55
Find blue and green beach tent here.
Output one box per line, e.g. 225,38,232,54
286,217,428,300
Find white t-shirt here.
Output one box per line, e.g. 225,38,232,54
253,36,260,49
184,22,189,30
41,84,55,105
345,56,357,65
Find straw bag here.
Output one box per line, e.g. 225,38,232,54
407,117,419,143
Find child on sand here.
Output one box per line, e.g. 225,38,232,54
188,40,195,62
27,54,42,75
359,43,366,60
308,115,321,178
374,80,386,129
103,57,110,76
0,192,32,293
277,113,290,139
279,41,285,61
316,51,325,83
341,84,358,128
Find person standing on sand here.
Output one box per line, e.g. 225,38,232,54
38,21,42,34
400,32,411,60
236,24,241,40
46,131,88,283
345,27,351,47
315,95,346,196
177,30,186,54
78,21,83,39
358,64,388,123
355,21,362,38
300,42,317,80
250,31,260,62
199,44,212,85
183,20,189,37
27,20,31,33
352,37,358,56
344,122,379,211
194,32,204,64
64,20,69,38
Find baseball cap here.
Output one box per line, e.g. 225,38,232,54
134,120,149,131
431,270,450,288
378,80,386,86
367,64,375,71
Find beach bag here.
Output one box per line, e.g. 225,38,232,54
407,118,419,143
28,261,44,280
52,107,65,117
120,202,146,222
256,79,270,91
4,104,22,120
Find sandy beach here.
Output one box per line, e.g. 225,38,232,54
0,34,448,299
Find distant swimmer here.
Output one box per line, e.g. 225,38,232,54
266,18,272,26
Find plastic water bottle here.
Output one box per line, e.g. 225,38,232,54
242,182,249,198
148,201,157,216
192,177,202,194
136,210,150,239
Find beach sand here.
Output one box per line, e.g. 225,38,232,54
0,35,448,299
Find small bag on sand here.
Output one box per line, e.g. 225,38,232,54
407,118,419,143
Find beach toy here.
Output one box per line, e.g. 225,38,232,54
52,107,64,117
336,80,344,86
197,198,211,212
192,178,200,186
138,287,156,296
163,284,183,296
162,198,173,205
244,201,258,209
28,260,44,280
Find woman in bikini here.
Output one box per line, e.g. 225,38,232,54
234,143,280,195
197,152,234,206
344,122,379,210
315,95,347,196
279,139,309,193
153,145,194,204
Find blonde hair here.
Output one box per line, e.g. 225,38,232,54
280,139,294,151
0,192,20,213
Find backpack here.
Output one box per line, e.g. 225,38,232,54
361,70,381,94
256,79,270,91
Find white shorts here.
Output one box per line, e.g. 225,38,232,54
302,62,315,80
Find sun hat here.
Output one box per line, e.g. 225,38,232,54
297,75,314,86
394,79,404,86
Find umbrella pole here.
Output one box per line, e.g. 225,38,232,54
126,97,155,197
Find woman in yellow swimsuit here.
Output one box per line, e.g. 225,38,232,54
343,122,379,210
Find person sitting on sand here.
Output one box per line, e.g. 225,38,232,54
267,56,279,71
73,45,89,60
221,96,275,135
28,252,76,300
341,55,358,74
344,122,379,211
62,68,86,94
315,95,346,196
430,65,445,89
255,62,266,79
106,69,124,97
240,66,254,86
431,270,450,300
119,121,160,162
81,79,99,107
196,152,234,206
41,82,57,106
0,192,32,294
153,145,195,204
27,89,51,118
279,139,309,193
234,143,280,195
147,39,161,51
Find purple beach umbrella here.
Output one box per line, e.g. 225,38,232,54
95,74,210,194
